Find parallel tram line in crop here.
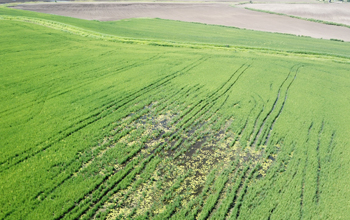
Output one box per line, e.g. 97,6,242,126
56,59,230,218
0,56,207,173
2,9,350,219
3,57,207,219
173,63,250,128
58,112,176,218
229,97,257,148
196,164,235,220
251,64,301,147
247,104,264,145
4,53,161,141
31,103,160,204
32,90,179,190
267,203,278,220
326,131,336,163
58,110,187,220
230,167,259,220
185,96,270,220
315,121,324,205
175,165,228,220
79,155,161,220
207,159,243,219
237,147,294,219
263,65,302,146
3,94,175,218
207,64,247,100
1,55,168,146
98,76,253,218
226,166,253,220
300,122,313,219
0,56,150,118
209,166,245,220
2,54,295,219
212,64,251,103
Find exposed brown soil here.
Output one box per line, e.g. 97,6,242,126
11,2,350,41
244,3,350,26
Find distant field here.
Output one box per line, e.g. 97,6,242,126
11,2,350,41
244,3,350,26
1,6,350,220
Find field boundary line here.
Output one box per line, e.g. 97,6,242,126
1,15,350,62
244,7,350,34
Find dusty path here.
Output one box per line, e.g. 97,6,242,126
243,3,350,26
12,2,350,41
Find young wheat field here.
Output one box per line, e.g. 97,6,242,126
0,5,350,220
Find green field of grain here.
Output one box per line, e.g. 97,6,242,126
1,5,350,220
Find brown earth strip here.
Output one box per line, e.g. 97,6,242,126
243,3,350,26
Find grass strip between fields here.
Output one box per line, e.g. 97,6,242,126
1,14,350,63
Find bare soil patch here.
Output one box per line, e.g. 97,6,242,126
244,3,350,26
12,2,350,41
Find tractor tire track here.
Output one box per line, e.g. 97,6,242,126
57,157,143,220
315,121,324,205
248,103,264,144
30,88,185,208
173,63,250,128
264,65,302,145
14,105,163,220
0,54,163,164
73,118,202,219
326,131,336,162
231,98,257,147
232,166,259,220
207,64,247,99
83,65,247,218
0,55,160,118
267,203,278,220
209,165,242,220
56,59,210,220
214,64,251,102
225,166,252,220
300,122,313,220
0,57,207,173
251,64,300,147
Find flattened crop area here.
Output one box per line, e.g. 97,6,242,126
1,7,350,220
12,2,350,41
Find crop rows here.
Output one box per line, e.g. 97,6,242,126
1,11,349,220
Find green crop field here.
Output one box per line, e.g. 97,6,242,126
1,5,350,220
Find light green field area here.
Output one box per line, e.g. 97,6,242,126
1,6,350,220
